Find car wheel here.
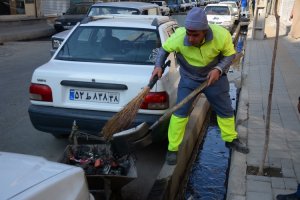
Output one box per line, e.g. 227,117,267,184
52,134,68,139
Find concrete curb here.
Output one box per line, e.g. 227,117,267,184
226,20,253,200
0,23,55,43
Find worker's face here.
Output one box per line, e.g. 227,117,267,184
186,29,207,46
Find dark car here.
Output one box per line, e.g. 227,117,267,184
54,2,93,32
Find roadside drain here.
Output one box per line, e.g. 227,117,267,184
246,166,283,177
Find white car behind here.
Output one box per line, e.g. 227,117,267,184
219,1,240,22
150,1,171,16
204,4,235,32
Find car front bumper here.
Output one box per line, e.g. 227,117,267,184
28,105,169,141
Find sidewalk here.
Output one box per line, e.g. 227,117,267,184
227,15,300,200
0,16,55,43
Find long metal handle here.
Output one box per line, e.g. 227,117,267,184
147,60,171,89
150,80,208,130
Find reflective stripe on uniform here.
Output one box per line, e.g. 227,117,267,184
217,115,238,142
168,114,189,151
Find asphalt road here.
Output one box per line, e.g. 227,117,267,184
0,41,68,161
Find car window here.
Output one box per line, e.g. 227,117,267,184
221,2,237,8
142,8,160,15
56,26,161,64
205,6,230,15
152,1,163,6
66,5,91,15
88,7,140,16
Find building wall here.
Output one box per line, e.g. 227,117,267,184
40,0,70,16
279,0,294,23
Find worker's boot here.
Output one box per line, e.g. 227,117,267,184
225,138,249,154
166,150,177,165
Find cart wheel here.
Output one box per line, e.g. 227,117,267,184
110,190,122,200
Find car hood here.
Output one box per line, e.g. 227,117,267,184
56,15,86,22
52,29,71,40
0,152,75,199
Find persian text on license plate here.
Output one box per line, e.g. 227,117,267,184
69,89,119,104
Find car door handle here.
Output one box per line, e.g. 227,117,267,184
60,80,128,90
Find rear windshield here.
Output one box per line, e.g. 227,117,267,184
205,6,230,15
220,2,237,8
151,2,163,6
66,5,91,15
88,6,141,15
55,26,161,65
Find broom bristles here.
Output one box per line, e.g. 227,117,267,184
101,87,151,140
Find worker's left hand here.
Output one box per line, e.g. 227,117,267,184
207,69,221,86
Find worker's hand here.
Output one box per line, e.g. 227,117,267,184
207,68,221,86
150,67,163,80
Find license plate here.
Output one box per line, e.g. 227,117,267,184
69,89,120,104
63,25,73,29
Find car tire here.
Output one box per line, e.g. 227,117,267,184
52,134,68,139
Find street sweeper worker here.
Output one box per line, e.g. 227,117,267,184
151,7,249,165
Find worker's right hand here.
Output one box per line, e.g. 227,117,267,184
150,67,163,80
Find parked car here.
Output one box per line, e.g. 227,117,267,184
54,2,93,32
219,0,240,7
179,0,188,11
198,0,205,6
167,0,180,13
203,0,211,5
150,1,171,16
219,1,240,22
51,1,162,54
29,15,180,141
87,1,161,16
185,0,193,9
0,152,94,200
204,4,235,32
191,0,199,7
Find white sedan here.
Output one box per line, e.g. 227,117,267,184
29,15,180,141
219,1,240,22
204,4,235,32
0,152,93,200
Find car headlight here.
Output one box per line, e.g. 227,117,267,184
54,21,62,25
52,38,63,49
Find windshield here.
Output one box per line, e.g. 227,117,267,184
88,6,141,15
66,5,91,15
56,26,161,64
205,6,230,15
167,0,178,4
152,2,163,6
220,2,237,8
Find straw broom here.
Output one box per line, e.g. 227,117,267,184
101,61,171,140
